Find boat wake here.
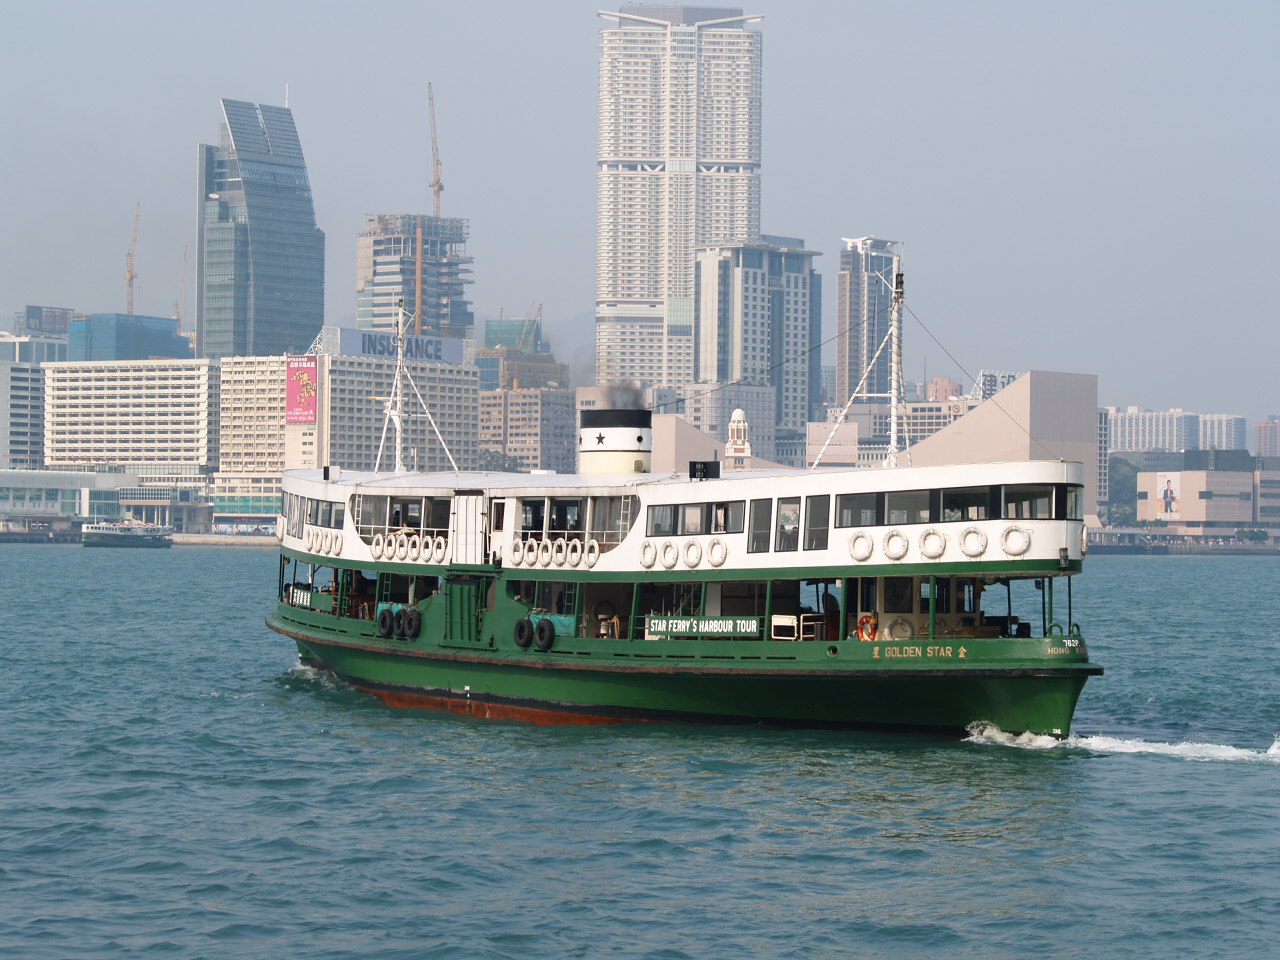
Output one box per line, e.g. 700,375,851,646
965,722,1280,764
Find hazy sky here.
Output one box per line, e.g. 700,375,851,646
3,1,1276,423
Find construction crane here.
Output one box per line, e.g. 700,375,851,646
520,302,543,352
124,202,141,315
428,83,443,218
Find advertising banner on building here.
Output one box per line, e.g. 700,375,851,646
337,328,464,365
1155,472,1180,519
286,355,318,423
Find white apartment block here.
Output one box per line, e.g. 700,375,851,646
1107,406,1200,452
1199,413,1247,451
43,359,220,467
0,333,65,469
595,5,762,388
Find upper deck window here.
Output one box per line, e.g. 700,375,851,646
886,489,931,525
804,495,830,550
711,501,745,534
647,504,675,537
836,492,881,528
679,503,708,536
748,498,772,553
1003,485,1054,520
942,487,990,521
775,497,801,552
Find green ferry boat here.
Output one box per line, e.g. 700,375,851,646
267,408,1100,737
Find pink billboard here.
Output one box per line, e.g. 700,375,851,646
286,356,318,423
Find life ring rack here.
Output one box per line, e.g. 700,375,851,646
856,614,879,642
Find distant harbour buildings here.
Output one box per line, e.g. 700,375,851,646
834,237,901,412
196,99,325,360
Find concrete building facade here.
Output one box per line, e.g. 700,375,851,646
0,333,65,469
479,388,575,474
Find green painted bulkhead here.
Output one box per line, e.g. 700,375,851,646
269,545,1099,737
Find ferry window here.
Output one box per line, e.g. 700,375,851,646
679,503,708,536
358,495,387,534
886,489,931,525
1003,485,1054,520
521,498,546,539
920,578,952,614
883,577,914,614
647,504,675,537
551,498,583,535
490,500,506,533
427,498,451,532
956,579,978,615
590,496,633,543
775,497,801,552
308,499,321,524
748,498,772,553
318,501,332,528
859,578,877,615
333,503,345,530
836,492,881,527
942,487,989,521
1058,484,1084,520
804,495,830,550
711,501,745,534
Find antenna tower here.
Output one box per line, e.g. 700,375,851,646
124,202,141,314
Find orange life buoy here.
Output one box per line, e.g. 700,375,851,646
857,614,879,642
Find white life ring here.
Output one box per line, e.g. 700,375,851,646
395,533,410,560
919,528,947,560
371,533,384,559
330,533,342,557
585,539,601,568
304,528,314,551
510,537,524,566
1002,525,1032,557
275,521,284,542
640,540,657,569
538,538,554,567
849,531,875,562
683,539,702,568
1080,526,1089,557
433,535,448,564
407,534,422,561
883,529,910,561
523,538,539,566
960,526,988,558
552,538,568,566
707,537,728,567
660,540,680,569
887,617,915,641
323,530,334,554
566,539,583,567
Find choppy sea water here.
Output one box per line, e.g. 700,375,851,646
1,546,1277,959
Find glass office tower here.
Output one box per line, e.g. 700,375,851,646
197,99,325,359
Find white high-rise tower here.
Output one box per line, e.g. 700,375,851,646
595,5,763,388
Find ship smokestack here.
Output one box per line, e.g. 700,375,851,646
579,408,652,475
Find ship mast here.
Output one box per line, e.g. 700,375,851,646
374,303,459,474
811,248,908,469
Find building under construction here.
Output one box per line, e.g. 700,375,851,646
355,213,475,340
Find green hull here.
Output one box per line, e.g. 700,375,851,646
269,602,1099,737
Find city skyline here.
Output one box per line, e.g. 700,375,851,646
1,1,1276,422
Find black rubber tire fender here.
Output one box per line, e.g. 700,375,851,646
377,607,395,638
514,618,534,649
403,607,422,639
534,617,555,652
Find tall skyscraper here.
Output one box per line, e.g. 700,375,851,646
595,5,763,388
834,237,901,407
694,236,820,431
196,99,325,360
355,214,474,339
